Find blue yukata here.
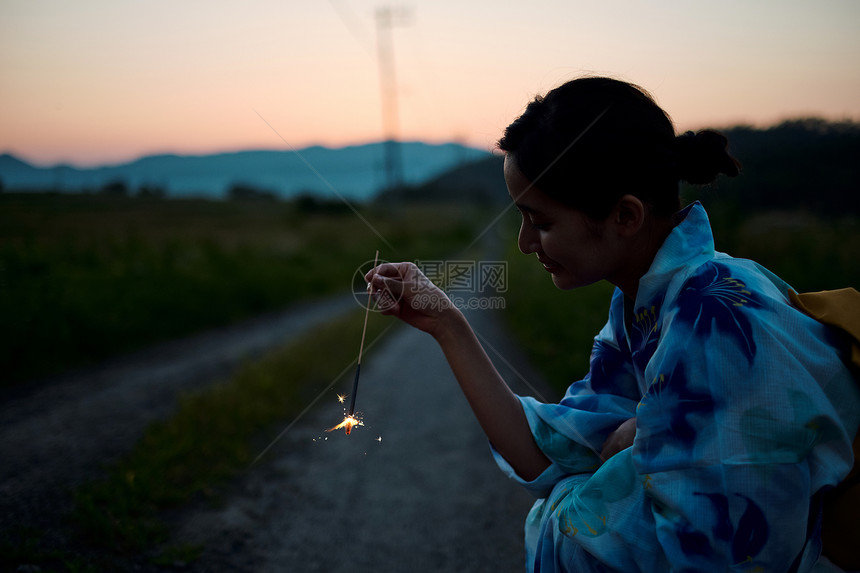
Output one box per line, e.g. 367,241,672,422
493,202,860,572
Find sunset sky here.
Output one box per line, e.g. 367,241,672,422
2,0,859,167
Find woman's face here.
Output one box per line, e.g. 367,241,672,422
504,155,625,291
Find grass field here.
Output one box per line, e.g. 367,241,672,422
0,193,479,385
706,205,860,293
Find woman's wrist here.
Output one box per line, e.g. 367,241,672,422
431,305,467,345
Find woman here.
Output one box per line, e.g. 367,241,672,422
367,77,860,572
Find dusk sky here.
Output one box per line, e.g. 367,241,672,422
2,0,859,167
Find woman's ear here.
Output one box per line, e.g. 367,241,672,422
610,195,646,237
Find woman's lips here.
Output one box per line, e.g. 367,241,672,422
538,258,561,273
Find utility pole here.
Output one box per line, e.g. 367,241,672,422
375,6,410,192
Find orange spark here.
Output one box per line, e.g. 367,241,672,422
327,415,363,435
336,394,347,404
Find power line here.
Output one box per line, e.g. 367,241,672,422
376,5,411,191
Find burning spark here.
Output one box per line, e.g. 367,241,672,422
375,436,382,442
327,415,364,435
337,394,347,404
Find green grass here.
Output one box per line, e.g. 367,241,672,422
0,193,480,385
711,210,860,292
69,309,390,562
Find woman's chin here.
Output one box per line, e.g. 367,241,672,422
550,272,595,291
550,272,576,290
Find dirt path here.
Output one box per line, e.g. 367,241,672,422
0,293,357,552
172,305,553,573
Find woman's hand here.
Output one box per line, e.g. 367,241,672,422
365,262,459,339
600,417,637,462
366,260,551,480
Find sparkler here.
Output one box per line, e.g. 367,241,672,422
327,414,364,434
329,250,378,435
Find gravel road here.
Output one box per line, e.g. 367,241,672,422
0,293,357,556
172,304,553,573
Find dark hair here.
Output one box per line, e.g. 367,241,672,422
498,77,740,219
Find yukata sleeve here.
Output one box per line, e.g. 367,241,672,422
629,264,860,571
493,290,641,497
542,264,860,572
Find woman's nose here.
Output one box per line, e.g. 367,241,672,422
518,221,539,255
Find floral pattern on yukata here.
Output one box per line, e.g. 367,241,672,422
674,262,763,365
629,294,664,373
636,361,716,463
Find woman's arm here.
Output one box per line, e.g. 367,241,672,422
434,307,551,480
368,262,550,480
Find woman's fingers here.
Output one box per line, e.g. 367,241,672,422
362,263,400,312
365,261,409,282
370,271,403,296
366,262,421,300
364,263,415,315
368,275,402,314
599,417,637,462
360,260,456,335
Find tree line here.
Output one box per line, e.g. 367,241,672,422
696,118,860,216
383,117,859,216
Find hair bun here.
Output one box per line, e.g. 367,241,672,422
674,129,741,184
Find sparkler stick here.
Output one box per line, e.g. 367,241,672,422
342,250,378,433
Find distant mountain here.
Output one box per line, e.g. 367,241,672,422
0,142,490,200
0,153,36,172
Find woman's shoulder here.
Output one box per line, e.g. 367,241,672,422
666,252,791,314
662,253,853,369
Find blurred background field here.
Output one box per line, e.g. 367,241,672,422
0,191,480,386
2,117,859,391
1,117,858,571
